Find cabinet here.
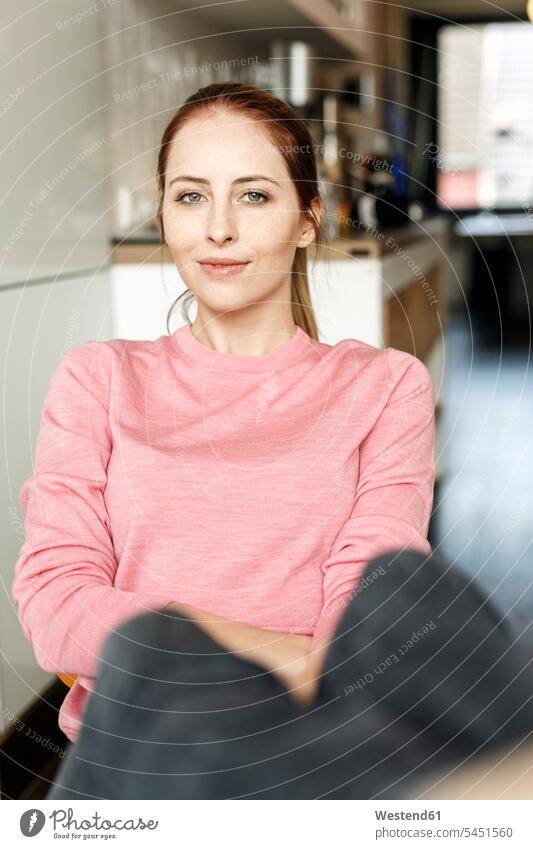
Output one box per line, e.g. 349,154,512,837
0,0,111,741
109,216,449,407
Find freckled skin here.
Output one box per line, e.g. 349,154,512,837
161,109,322,332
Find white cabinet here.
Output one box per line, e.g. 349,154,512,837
0,272,114,738
0,0,111,738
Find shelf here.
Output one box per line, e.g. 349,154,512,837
164,0,371,62
285,0,371,60
325,216,451,259
111,216,450,264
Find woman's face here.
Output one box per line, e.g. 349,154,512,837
161,109,320,317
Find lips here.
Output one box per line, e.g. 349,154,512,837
199,257,249,265
197,258,250,278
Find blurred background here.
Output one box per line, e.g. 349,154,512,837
1,0,532,798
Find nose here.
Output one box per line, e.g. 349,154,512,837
205,195,238,246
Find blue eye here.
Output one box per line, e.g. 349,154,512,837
244,191,268,203
175,189,269,205
176,191,203,204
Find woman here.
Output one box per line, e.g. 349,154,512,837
14,83,532,799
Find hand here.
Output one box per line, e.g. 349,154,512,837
285,635,331,707
163,601,320,706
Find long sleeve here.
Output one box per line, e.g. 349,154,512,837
309,351,436,651
11,341,170,678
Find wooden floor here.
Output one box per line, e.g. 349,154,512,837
0,679,70,800
16,757,64,800
432,313,533,647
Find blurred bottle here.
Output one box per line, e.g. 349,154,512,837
270,40,315,108
350,132,410,230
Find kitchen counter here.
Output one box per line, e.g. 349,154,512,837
455,212,533,238
108,214,449,379
110,215,451,263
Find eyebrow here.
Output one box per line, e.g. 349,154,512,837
168,174,281,188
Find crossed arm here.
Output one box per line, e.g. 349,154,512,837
162,357,436,705
164,601,331,707
13,343,434,697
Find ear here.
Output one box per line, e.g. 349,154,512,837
297,195,325,249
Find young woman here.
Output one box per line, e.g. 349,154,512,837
18,84,533,800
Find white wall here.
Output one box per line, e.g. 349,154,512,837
0,1,111,287
101,0,266,238
0,1,112,737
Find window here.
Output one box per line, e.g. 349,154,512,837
437,22,533,210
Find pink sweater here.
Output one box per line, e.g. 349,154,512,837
12,323,435,742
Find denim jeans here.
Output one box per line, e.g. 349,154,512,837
47,548,533,799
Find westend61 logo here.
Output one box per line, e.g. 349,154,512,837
20,807,159,837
